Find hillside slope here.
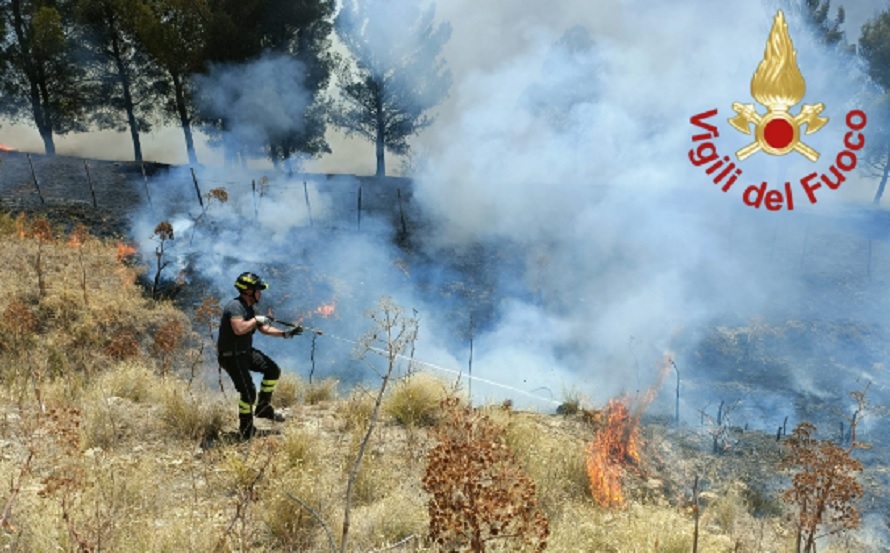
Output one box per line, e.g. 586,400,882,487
0,208,880,551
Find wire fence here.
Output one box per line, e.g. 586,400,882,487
0,151,415,235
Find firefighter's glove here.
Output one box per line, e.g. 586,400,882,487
254,315,271,328
283,326,303,339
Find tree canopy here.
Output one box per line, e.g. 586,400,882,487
333,0,452,177
0,0,93,154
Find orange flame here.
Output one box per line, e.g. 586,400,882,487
316,303,336,318
115,241,138,263
0,144,13,152
585,354,673,508
586,399,640,507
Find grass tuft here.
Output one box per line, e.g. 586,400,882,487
383,372,450,427
304,377,338,404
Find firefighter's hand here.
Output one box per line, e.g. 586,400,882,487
283,326,303,338
254,315,271,327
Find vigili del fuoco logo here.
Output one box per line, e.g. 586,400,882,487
688,10,866,211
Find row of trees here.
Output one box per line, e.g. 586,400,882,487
0,0,451,176
3,0,890,187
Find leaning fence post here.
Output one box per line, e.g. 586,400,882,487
140,162,153,208
397,187,408,236
303,181,313,227
190,167,204,210
84,161,97,208
27,154,45,205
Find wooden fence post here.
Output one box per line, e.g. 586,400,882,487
190,167,204,209
84,161,97,208
397,187,408,236
140,162,153,207
27,154,45,205
303,181,313,227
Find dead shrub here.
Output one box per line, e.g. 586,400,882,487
104,329,140,360
152,319,187,376
423,397,549,551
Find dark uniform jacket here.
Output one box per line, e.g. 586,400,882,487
217,297,256,356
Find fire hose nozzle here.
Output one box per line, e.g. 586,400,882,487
268,316,323,335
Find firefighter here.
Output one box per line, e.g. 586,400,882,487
218,272,302,440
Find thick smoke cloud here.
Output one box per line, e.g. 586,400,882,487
122,3,889,541
410,0,884,410
129,0,889,418
194,53,313,156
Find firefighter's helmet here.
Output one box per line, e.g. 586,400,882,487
234,272,269,292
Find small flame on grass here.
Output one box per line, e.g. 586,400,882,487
116,241,138,263
316,303,336,318
586,399,641,507
585,354,673,508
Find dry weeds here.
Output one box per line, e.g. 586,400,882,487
0,212,879,552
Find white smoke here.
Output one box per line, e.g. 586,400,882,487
123,0,890,414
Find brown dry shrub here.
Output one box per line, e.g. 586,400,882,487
2,299,38,354
152,319,187,376
423,398,549,552
103,328,140,360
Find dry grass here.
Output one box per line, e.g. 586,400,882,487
383,372,451,427
273,372,303,407
0,213,879,552
304,377,339,404
338,387,376,431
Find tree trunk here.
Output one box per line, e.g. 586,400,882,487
375,83,385,177
109,17,142,162
872,146,890,205
11,0,55,155
36,76,56,156
172,72,198,166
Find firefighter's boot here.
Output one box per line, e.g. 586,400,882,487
255,387,285,422
238,413,256,441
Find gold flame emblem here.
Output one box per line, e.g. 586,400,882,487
728,10,827,161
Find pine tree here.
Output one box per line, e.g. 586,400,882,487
333,0,452,177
